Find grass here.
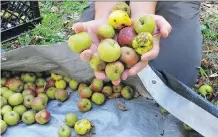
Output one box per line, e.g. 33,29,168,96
1,1,88,51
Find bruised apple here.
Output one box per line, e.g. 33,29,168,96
120,47,139,68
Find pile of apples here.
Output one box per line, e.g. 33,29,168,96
0,69,135,136
68,2,156,82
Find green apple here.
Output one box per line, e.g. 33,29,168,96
22,110,36,125
3,111,20,126
31,97,47,111
13,105,27,116
97,24,115,39
7,78,24,93
36,78,46,87
23,95,35,109
24,82,36,91
91,92,105,105
132,32,153,55
121,86,134,100
58,125,71,137
46,87,57,99
8,93,23,106
68,32,92,53
1,78,6,86
55,80,67,89
51,73,63,81
101,86,113,96
183,123,193,131
89,53,106,71
35,109,50,124
63,76,72,83
97,39,121,62
23,73,36,83
69,80,78,90
1,105,12,116
199,84,213,97
64,113,78,127
1,119,7,134
90,78,103,92
77,99,92,112
1,87,9,96
160,107,168,115
112,2,131,16
112,83,124,93
79,87,93,98
105,61,124,81
38,93,48,103
134,15,156,34
2,90,14,100
1,96,7,107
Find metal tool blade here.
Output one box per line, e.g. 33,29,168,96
138,65,218,137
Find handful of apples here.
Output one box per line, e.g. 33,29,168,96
68,2,156,82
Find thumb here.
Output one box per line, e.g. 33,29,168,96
72,22,87,33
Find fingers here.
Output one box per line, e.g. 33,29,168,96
155,16,172,38
128,61,148,76
121,70,129,80
80,49,93,62
72,22,87,33
141,34,160,61
112,79,121,86
95,71,106,80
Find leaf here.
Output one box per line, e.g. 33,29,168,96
199,67,208,77
116,102,128,111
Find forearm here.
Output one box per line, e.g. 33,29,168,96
94,2,117,20
130,2,157,17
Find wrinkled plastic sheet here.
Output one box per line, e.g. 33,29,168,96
1,43,201,137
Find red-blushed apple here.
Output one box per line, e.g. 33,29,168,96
97,39,121,62
105,61,124,81
35,109,50,124
6,78,24,93
1,119,7,134
78,83,88,92
46,87,57,100
113,83,124,93
117,27,137,46
24,82,36,90
38,93,48,103
91,92,105,105
77,99,92,112
35,78,46,87
89,53,106,71
22,110,36,125
55,89,68,102
45,79,55,89
36,87,45,94
134,15,156,34
64,113,78,127
119,46,139,68
69,79,79,90
1,105,12,116
31,97,47,111
79,87,93,98
8,93,23,106
13,105,27,116
55,80,67,89
121,86,134,100
23,95,34,109
3,111,20,126
89,78,103,92
101,85,113,96
23,73,36,83
22,88,37,97
97,24,115,39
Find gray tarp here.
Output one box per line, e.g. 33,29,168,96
1,43,201,137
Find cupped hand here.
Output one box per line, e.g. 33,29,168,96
121,14,172,81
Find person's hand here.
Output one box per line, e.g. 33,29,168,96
72,19,119,84
119,14,172,81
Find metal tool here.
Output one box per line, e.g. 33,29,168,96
138,65,218,137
